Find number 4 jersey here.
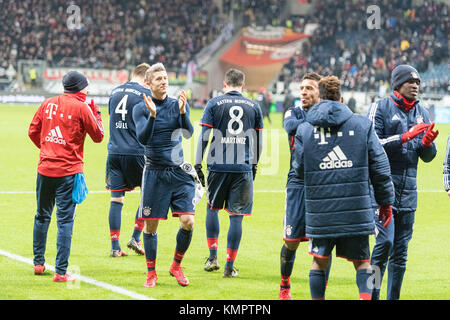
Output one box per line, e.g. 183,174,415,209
107,81,152,156
199,90,264,172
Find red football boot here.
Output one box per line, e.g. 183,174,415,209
53,273,75,282
144,271,157,288
279,288,293,300
33,264,46,275
169,263,189,286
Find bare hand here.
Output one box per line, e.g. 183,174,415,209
178,90,187,114
143,93,156,118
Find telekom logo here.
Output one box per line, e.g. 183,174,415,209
45,103,59,119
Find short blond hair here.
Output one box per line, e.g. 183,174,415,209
132,63,151,78
145,63,166,82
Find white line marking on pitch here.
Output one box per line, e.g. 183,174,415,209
0,249,155,300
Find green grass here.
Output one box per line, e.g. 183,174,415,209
0,104,449,300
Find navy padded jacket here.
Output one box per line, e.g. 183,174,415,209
293,100,394,238
367,92,437,212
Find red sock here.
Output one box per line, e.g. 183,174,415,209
226,248,238,264
173,250,185,265
110,230,120,242
207,237,218,257
281,275,290,289
134,218,144,231
146,259,156,272
359,292,372,300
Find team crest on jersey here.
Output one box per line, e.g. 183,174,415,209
143,206,151,216
181,163,193,172
416,115,423,124
285,225,293,236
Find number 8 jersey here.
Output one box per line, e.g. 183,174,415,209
199,90,264,172
107,81,152,156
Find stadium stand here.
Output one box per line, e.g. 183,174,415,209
0,0,447,98
0,0,225,71
280,0,449,94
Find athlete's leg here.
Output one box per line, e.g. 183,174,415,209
206,205,220,258
33,174,56,267
225,214,243,271
109,192,125,252
280,240,299,292
353,261,373,300
387,211,415,300
310,256,329,300
54,175,77,276
370,209,395,300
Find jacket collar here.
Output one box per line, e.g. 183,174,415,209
390,91,418,112
63,91,87,102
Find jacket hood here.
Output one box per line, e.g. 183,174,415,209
306,100,353,127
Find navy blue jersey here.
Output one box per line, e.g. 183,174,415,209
283,106,306,186
199,91,263,172
133,96,193,168
107,81,152,155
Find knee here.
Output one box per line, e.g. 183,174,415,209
181,215,195,231
312,257,329,271
111,197,124,204
376,236,394,253
35,212,51,223
284,240,300,251
144,220,158,234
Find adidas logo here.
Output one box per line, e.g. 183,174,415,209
45,126,66,145
392,114,400,121
319,146,353,170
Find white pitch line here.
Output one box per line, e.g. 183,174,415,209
0,249,155,300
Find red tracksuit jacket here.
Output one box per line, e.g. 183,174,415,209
28,92,104,177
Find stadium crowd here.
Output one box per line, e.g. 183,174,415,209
280,0,448,94
0,0,225,72
0,0,447,95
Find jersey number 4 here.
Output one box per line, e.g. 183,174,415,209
115,95,129,121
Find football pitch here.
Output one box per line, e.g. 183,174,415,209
0,104,449,300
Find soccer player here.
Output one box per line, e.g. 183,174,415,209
367,65,438,300
279,72,332,300
132,63,197,288
106,63,152,257
195,69,263,278
293,76,395,300
444,134,450,197
28,71,104,281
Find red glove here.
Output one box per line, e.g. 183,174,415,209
88,99,101,115
401,122,430,144
378,205,392,228
422,122,439,147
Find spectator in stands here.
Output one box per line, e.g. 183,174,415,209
280,0,448,94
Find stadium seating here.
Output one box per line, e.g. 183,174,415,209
280,0,448,94
0,0,446,95
0,0,226,71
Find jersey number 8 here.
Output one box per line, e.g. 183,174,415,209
227,106,244,135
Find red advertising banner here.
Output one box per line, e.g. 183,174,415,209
221,29,308,66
